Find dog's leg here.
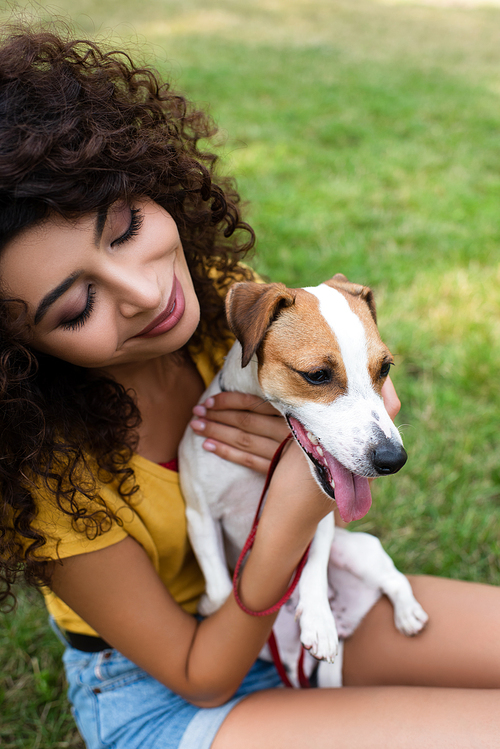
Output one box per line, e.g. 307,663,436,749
296,511,339,663
185,503,233,615
179,433,233,615
378,567,429,636
330,528,428,636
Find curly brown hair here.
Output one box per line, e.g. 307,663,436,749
0,23,255,608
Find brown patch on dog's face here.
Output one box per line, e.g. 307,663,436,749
258,288,349,405
227,276,394,404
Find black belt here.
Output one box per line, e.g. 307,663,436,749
64,630,112,653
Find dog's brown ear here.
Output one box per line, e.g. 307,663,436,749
324,273,377,323
226,282,296,367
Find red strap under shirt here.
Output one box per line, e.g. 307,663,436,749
159,458,179,472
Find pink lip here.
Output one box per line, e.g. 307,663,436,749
133,276,185,338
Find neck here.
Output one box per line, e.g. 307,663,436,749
99,351,186,399
99,348,204,464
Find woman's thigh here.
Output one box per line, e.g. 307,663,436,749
343,575,500,687
212,576,500,749
212,684,500,749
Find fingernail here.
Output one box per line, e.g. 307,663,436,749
204,397,215,408
192,405,207,417
190,419,206,431
203,440,216,452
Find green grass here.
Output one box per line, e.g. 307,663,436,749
0,588,83,748
2,0,500,745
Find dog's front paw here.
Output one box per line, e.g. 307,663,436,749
298,605,339,663
394,600,429,636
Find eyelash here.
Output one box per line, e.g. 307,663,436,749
112,207,144,246
60,286,96,331
59,206,144,332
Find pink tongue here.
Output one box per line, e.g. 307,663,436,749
325,454,372,523
287,417,372,523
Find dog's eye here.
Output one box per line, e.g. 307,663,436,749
380,361,392,379
300,369,332,385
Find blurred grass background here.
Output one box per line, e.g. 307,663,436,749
1,0,500,746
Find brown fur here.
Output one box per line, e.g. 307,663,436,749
225,275,393,403
225,282,296,368
258,290,348,406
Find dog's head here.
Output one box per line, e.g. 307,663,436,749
225,274,407,523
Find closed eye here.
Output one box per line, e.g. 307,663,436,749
59,286,96,331
112,207,144,247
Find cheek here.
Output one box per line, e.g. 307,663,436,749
33,327,119,368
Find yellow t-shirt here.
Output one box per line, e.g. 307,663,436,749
37,340,228,637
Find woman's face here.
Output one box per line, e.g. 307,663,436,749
0,199,200,370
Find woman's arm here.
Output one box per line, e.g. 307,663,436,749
49,440,330,708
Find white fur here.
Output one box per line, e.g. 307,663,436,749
179,282,428,686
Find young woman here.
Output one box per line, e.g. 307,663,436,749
0,23,499,749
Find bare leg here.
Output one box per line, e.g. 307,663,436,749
212,576,500,749
213,687,499,749
343,576,500,687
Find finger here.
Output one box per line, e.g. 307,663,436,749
192,408,289,444
190,419,282,461
200,438,271,475
382,376,401,421
198,391,280,416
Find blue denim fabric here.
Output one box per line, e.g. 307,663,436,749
51,621,282,749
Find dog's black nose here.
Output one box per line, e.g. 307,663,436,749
372,443,407,475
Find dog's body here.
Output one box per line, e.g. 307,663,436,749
179,275,428,685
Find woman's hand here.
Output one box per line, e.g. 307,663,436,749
189,392,290,474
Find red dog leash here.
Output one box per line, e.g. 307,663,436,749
267,631,311,689
232,434,312,688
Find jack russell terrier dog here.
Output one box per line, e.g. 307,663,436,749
179,274,428,686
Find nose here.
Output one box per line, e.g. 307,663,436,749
372,442,407,475
112,268,162,318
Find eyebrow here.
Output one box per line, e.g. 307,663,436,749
94,206,109,247
34,270,84,325
34,209,109,326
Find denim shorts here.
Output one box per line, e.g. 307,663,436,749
51,621,283,749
